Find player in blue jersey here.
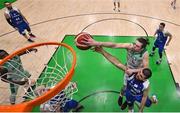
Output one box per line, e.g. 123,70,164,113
150,23,172,64
4,1,36,42
93,47,157,112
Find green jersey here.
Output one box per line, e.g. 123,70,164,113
3,55,30,80
127,49,147,69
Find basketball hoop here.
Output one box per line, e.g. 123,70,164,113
0,42,76,112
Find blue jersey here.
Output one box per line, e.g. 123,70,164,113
5,7,26,27
156,29,168,44
126,73,149,96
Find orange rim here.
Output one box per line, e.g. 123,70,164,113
0,42,76,112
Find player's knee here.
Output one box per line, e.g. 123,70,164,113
158,47,164,53
21,32,26,36
158,48,163,54
127,101,133,108
26,26,31,32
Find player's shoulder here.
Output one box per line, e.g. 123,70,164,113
156,29,159,32
164,30,170,34
163,30,172,37
13,7,20,12
4,7,19,14
143,80,150,89
4,8,9,14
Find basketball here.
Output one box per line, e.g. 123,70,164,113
75,32,93,50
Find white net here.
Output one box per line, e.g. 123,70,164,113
0,43,77,111
37,82,78,112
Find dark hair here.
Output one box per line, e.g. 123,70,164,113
0,50,9,59
137,37,149,49
160,22,165,27
142,68,152,79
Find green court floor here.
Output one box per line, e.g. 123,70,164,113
61,35,180,112
33,35,180,112
0,0,16,9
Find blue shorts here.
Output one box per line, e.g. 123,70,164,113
16,22,30,35
63,99,79,112
125,90,152,107
154,40,166,53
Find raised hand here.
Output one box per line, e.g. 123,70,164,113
81,38,98,46
125,68,134,75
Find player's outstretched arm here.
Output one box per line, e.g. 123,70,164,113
153,29,158,37
139,86,149,112
1,77,27,85
166,32,172,46
0,68,27,85
82,38,132,49
94,47,126,71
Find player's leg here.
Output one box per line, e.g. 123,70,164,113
21,70,36,99
113,0,117,11
173,0,176,9
156,45,164,65
150,42,158,56
9,83,19,104
118,85,126,106
171,0,173,6
118,86,128,110
136,95,158,107
25,24,36,38
127,101,134,112
117,0,120,12
118,74,127,107
171,0,176,9
125,90,135,112
9,73,27,104
120,91,128,110
17,26,34,42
